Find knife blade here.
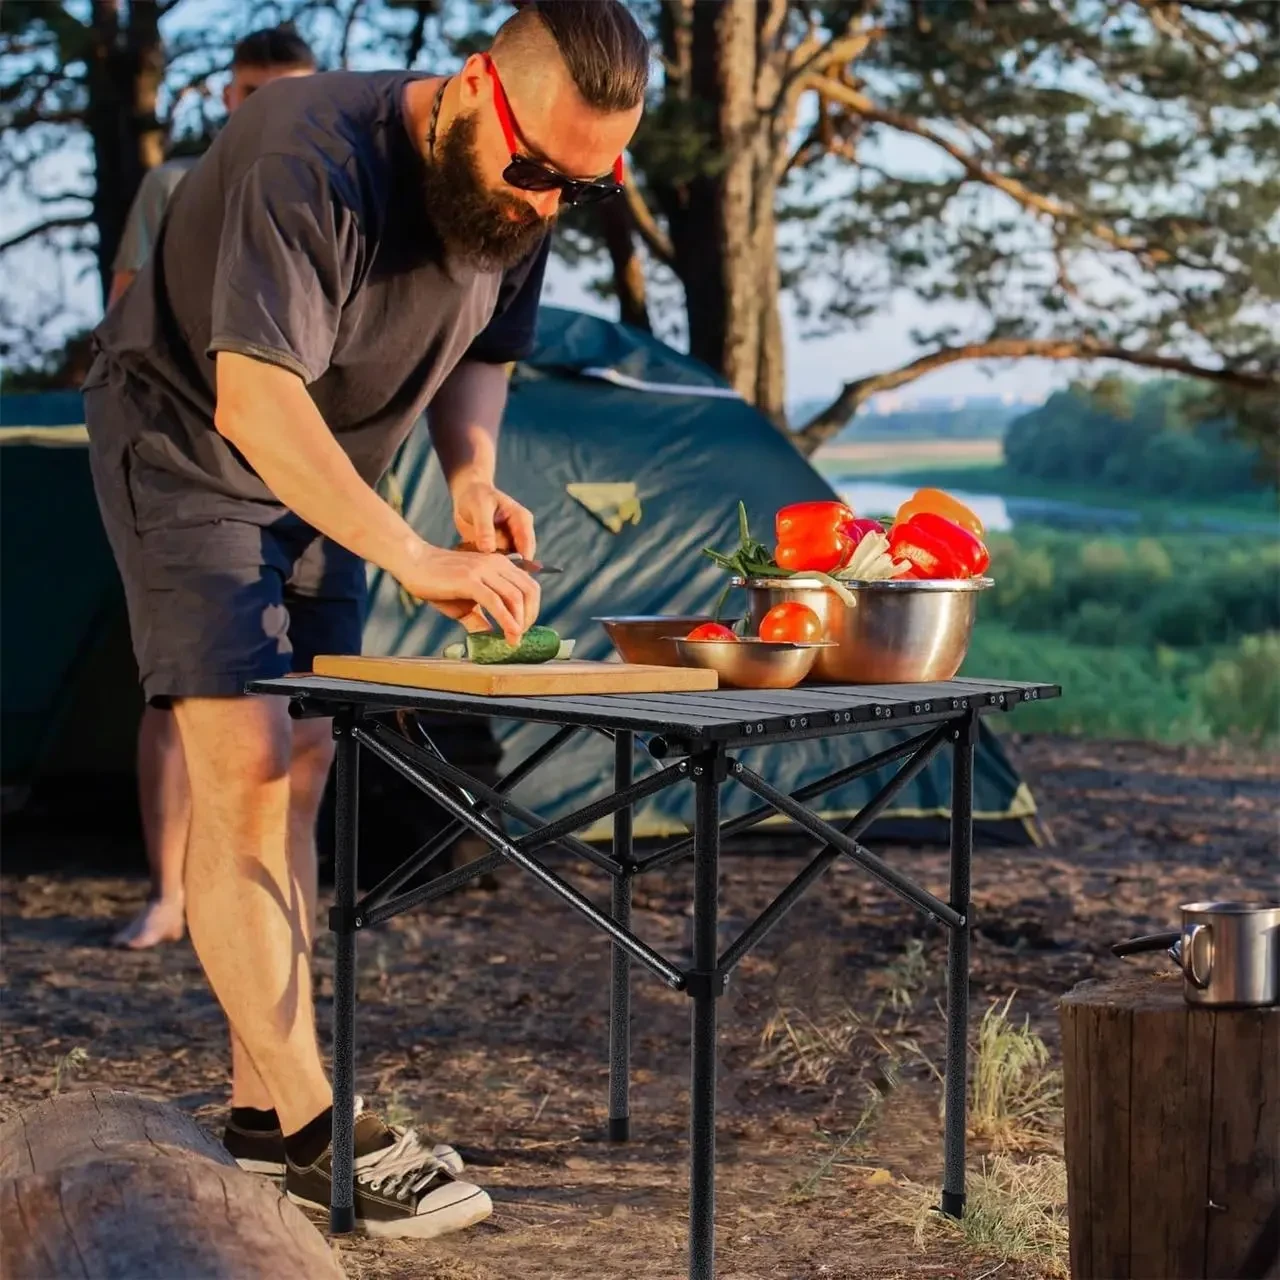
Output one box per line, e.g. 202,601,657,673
454,541,563,574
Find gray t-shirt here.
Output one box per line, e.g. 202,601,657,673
87,69,550,528
111,157,198,273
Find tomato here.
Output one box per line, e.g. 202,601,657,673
686,622,737,642
758,602,824,644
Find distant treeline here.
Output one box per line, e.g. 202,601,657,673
1004,378,1273,498
821,398,1023,441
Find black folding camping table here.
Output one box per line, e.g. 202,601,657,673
247,672,1060,1280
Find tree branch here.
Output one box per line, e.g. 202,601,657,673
621,163,675,267
0,216,93,255
793,338,1280,456
802,73,1178,268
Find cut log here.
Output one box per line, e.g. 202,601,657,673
1060,973,1280,1280
0,1089,344,1279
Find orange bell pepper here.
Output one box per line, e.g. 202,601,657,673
893,488,984,539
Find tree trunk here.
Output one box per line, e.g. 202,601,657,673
0,1089,344,1280
596,199,651,332
85,0,164,307
1060,973,1280,1280
714,0,761,401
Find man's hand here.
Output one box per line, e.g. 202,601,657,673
451,476,536,559
395,543,540,644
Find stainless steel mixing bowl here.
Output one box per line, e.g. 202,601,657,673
672,637,832,690
595,615,740,667
736,575,993,683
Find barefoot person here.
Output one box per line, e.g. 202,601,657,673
107,25,319,950
83,0,647,1238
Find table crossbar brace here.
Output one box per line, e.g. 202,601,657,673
360,850,509,930
715,723,951,976
729,752,964,931
351,725,688,990
633,727,942,875
366,722,623,878
358,722,581,911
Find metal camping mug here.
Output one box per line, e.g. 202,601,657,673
1178,901,1280,1007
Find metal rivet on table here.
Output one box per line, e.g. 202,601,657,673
999,694,1006,705
913,703,921,714
744,724,753,735
756,723,764,733
924,702,931,712
800,717,808,727
734,762,743,773
789,718,797,728
962,699,969,709
693,766,703,777
952,699,959,709
845,712,852,722
874,706,883,717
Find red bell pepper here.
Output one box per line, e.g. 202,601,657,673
774,500,856,573
888,512,989,580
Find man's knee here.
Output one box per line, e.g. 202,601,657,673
173,695,293,794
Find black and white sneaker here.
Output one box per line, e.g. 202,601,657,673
285,1106,490,1239
226,1096,463,1181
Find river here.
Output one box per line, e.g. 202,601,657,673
834,480,1276,535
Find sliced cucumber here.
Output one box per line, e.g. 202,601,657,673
555,639,576,661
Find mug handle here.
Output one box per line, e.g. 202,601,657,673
1184,923,1213,989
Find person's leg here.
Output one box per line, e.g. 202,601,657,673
173,693,333,1134
225,719,329,1119
113,703,189,949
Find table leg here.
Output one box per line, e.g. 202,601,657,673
331,711,359,1235
609,731,634,1143
942,712,977,1220
689,750,721,1280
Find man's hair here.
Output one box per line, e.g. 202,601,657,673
231,24,317,71
493,2,649,113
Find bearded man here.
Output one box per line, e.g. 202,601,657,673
83,0,648,1239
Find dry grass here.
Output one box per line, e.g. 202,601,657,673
895,1154,1070,1277
963,995,1063,1152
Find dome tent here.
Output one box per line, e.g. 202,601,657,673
362,306,1043,847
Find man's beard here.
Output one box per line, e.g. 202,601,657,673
422,109,553,272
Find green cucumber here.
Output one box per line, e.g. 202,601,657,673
443,631,574,662
465,625,563,665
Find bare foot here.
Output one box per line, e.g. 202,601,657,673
111,897,186,949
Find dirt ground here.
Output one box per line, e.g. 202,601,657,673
2,733,1276,1279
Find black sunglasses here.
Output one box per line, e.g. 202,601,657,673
483,54,624,207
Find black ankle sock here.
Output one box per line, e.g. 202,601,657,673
284,1106,334,1168
229,1106,280,1133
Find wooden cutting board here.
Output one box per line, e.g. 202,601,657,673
311,655,718,697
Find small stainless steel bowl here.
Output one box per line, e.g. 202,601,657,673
672,637,833,690
734,575,993,684
596,615,740,667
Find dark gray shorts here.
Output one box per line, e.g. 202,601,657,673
85,379,366,704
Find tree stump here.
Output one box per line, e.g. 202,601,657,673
0,1089,345,1279
1061,972,1280,1280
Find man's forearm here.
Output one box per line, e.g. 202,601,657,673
214,352,423,578
426,359,510,491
